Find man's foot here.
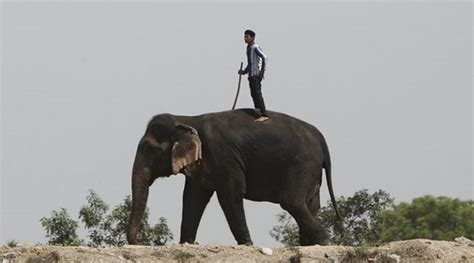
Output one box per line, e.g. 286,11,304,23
255,116,269,122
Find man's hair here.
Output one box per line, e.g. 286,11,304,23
244,29,256,38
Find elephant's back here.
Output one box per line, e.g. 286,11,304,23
229,108,323,139
195,109,325,153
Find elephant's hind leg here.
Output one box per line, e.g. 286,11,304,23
282,202,329,246
308,187,321,218
281,167,328,245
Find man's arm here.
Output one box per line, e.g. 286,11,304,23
239,66,248,75
243,64,250,74
255,46,267,78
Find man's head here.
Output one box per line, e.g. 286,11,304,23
244,29,256,44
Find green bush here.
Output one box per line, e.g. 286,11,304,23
6,240,18,248
319,189,394,245
151,217,174,246
42,190,173,247
376,196,474,242
79,190,110,246
270,191,473,247
102,195,150,246
269,212,300,247
40,208,81,246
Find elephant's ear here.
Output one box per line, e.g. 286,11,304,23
171,123,202,175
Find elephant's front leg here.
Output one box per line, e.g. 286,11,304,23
216,190,253,245
180,178,214,244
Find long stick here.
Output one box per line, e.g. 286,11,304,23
232,62,244,110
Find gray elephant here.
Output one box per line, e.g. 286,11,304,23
127,109,341,246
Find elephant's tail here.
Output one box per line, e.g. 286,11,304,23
321,136,345,241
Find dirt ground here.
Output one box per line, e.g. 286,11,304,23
1,237,473,262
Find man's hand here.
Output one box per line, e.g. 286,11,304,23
258,72,265,81
238,69,246,75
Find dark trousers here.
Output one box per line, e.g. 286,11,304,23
248,76,267,116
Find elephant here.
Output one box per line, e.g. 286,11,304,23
127,109,341,246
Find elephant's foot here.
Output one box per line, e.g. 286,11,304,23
129,242,149,246
127,233,138,245
179,241,200,245
299,235,330,246
237,240,254,246
127,238,149,246
127,233,149,246
179,236,200,245
299,227,330,246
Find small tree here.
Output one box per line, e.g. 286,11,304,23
269,212,300,247
151,217,174,246
78,191,173,246
376,196,474,242
103,196,174,246
43,190,174,247
79,190,110,247
40,208,81,246
319,189,394,245
104,195,148,246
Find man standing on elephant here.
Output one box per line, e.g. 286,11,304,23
238,29,269,122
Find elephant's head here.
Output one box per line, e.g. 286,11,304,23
127,114,202,245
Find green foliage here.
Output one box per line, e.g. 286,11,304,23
103,195,154,246
151,217,174,246
320,189,394,245
270,191,474,247
79,190,110,246
270,189,394,246
80,192,174,246
103,195,136,246
41,190,173,247
40,208,81,246
6,240,18,248
375,196,474,242
174,251,195,261
269,212,300,247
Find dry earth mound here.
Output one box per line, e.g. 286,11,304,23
2,237,473,262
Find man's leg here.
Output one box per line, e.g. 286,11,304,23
249,77,260,109
249,77,269,121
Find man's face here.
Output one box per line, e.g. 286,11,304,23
244,34,254,44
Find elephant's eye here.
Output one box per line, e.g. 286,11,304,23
140,136,168,156
141,142,155,153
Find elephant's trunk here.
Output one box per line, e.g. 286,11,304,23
127,155,150,245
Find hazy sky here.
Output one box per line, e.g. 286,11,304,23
1,1,472,246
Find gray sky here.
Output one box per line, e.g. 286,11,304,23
1,1,472,247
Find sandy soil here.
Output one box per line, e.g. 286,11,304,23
1,237,473,262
